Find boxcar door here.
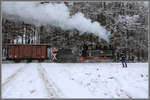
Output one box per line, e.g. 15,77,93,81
9,46,14,59
23,45,32,59
36,46,42,59
14,46,20,59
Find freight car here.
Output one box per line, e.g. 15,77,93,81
8,44,49,62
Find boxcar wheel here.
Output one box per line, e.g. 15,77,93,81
14,59,20,63
38,59,44,62
27,59,32,63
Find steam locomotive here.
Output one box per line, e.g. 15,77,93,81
6,44,114,62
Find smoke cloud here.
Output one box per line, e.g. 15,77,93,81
2,2,110,42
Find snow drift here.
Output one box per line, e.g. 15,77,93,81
2,2,110,42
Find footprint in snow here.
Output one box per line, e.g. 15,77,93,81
98,74,101,77
87,83,91,86
104,93,108,96
141,74,145,78
30,90,36,94
29,80,32,83
108,77,114,79
71,78,74,80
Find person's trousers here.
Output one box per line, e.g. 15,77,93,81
122,60,127,67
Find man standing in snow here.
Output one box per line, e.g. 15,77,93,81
121,54,127,68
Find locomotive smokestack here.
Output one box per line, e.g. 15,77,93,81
2,1,110,42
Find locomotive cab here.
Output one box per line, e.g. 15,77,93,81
79,44,114,62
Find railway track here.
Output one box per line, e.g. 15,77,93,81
37,63,62,98
2,63,62,98
2,64,28,94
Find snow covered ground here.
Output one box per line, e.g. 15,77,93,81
1,63,148,98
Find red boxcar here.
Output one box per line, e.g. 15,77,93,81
9,45,47,61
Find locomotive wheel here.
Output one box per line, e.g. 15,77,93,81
14,59,20,63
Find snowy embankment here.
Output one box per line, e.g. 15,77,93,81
2,63,148,98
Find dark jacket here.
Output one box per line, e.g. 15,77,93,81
121,56,126,61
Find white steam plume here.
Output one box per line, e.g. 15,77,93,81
2,2,110,42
